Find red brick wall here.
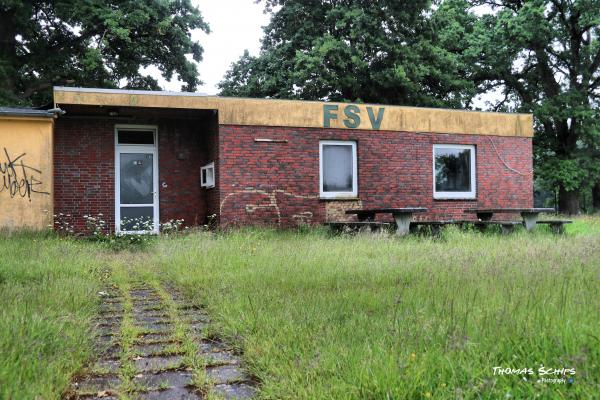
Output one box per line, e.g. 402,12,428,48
54,118,115,232
54,117,212,233
217,125,533,227
53,118,533,232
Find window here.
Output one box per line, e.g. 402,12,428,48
117,130,155,145
319,141,357,198
433,144,476,199
201,162,215,188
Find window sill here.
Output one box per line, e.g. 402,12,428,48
319,197,360,201
433,197,477,201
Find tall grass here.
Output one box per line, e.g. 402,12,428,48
151,223,600,399
0,233,104,399
1,219,599,399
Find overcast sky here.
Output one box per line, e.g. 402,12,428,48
152,0,270,94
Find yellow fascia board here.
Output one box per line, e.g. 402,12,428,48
54,87,533,137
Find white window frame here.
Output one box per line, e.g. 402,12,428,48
201,162,215,188
432,144,476,199
114,124,159,234
319,140,358,199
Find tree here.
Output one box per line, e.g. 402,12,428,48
0,0,208,106
219,0,477,108
463,0,600,214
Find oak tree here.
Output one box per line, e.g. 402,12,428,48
0,0,208,106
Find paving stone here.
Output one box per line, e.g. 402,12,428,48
137,332,172,342
71,374,120,393
133,342,178,357
134,315,172,325
133,370,194,388
134,387,201,400
206,365,248,384
202,350,240,366
102,297,124,304
94,323,120,336
190,321,208,332
199,340,232,353
132,296,162,304
140,322,174,334
134,355,185,372
134,311,170,319
213,383,256,399
133,305,167,315
97,343,122,359
93,358,121,373
130,289,157,298
99,304,124,314
95,334,116,348
93,315,123,325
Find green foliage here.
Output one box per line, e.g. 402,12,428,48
461,0,600,211
219,0,477,108
0,0,209,106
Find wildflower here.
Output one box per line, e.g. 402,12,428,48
410,353,416,361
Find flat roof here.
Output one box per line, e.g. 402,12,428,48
0,107,57,118
53,87,533,137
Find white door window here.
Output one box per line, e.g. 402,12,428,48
115,125,159,233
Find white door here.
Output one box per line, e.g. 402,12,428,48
115,125,159,233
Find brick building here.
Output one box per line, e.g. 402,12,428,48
49,87,533,233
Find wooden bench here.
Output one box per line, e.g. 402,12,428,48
536,220,572,234
325,221,391,233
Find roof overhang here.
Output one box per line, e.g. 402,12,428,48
54,87,533,137
0,107,58,123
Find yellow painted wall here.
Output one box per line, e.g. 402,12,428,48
0,116,53,230
54,88,533,137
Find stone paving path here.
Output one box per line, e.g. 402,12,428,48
65,285,256,399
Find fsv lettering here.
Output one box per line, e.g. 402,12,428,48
323,105,385,130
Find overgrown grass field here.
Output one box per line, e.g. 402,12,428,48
0,233,106,399
1,218,599,399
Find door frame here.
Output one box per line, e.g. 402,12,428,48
114,124,159,234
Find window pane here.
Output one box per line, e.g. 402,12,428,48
206,168,214,184
120,153,153,204
435,147,471,192
118,130,154,144
323,144,353,192
120,207,153,231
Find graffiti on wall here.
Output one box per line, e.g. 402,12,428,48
0,147,49,201
220,188,319,226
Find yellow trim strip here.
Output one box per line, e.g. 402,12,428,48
54,88,533,137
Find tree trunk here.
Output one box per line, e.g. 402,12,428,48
0,7,17,103
593,182,600,210
558,186,580,215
